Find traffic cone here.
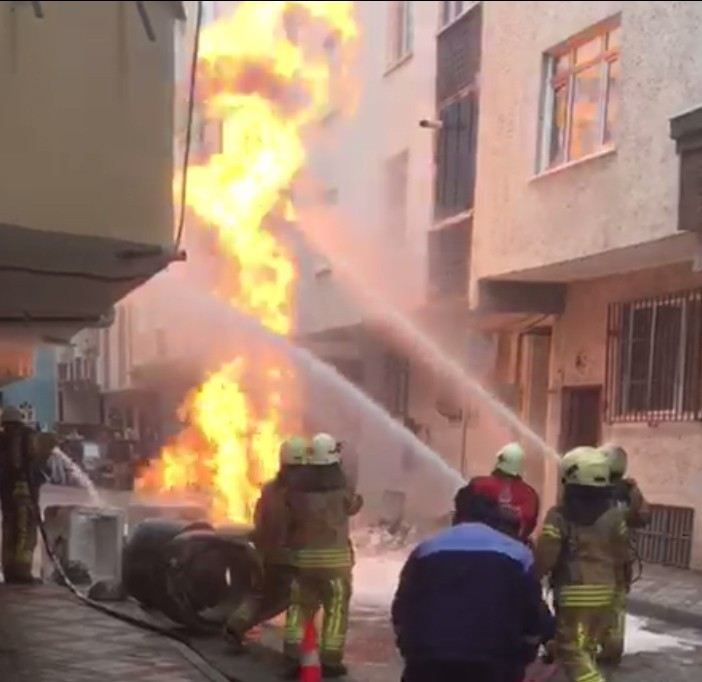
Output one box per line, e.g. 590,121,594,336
299,619,321,682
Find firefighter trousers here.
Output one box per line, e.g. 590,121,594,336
556,605,611,682
284,569,351,666
1,482,38,582
598,589,626,664
226,563,295,636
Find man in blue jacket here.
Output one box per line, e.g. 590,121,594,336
392,487,552,682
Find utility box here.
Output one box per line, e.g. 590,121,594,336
42,505,125,585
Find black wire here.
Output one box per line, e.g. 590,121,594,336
175,0,204,249
23,453,229,676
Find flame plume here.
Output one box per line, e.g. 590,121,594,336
137,2,357,524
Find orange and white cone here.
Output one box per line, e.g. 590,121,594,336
299,619,321,682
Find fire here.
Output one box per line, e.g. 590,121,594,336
137,2,357,524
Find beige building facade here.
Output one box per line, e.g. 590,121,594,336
473,1,702,568
0,1,184,387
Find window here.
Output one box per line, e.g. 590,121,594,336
384,150,409,241
440,1,473,28
19,401,35,425
385,353,410,417
427,218,471,299
387,1,413,67
605,290,702,422
541,21,620,170
435,94,479,219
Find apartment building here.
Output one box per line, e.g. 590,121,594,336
0,2,183,386
295,1,515,521
299,0,702,563
471,1,702,568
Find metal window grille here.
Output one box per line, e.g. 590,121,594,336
436,4,481,105
384,353,410,418
427,218,471,299
434,94,478,220
605,289,702,422
634,504,694,569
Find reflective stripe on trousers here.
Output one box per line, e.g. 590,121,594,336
283,572,351,665
556,603,612,682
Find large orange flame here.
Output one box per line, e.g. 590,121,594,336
137,2,357,524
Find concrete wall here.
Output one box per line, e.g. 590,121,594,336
548,263,702,568
296,0,440,335
0,1,177,246
2,347,57,428
472,1,702,287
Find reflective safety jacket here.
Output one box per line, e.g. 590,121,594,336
535,505,629,608
286,464,363,572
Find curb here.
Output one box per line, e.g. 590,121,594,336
627,596,702,632
175,641,236,682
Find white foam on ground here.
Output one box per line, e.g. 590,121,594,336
625,615,699,654
352,550,407,610
352,546,702,657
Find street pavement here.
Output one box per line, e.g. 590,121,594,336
5,484,700,681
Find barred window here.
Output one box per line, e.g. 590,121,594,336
605,290,702,422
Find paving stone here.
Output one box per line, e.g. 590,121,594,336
0,585,225,682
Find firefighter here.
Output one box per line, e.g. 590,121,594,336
468,442,540,544
224,436,308,651
0,406,41,584
598,443,651,665
535,446,629,682
283,432,363,679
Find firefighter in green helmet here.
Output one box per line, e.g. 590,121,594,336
535,447,629,682
597,443,651,665
0,406,44,584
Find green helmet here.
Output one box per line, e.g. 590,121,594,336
279,436,310,466
310,432,341,465
495,442,525,477
561,446,611,487
1,406,23,425
559,449,580,484
599,443,627,478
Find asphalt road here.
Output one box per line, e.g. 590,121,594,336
33,485,702,682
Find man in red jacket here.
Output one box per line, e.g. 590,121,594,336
467,442,540,544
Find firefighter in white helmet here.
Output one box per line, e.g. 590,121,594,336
283,432,363,678
535,447,629,682
597,443,651,665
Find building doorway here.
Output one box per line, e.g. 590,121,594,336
560,386,602,452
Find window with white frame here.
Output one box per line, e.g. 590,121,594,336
541,21,620,170
440,1,474,28
387,1,413,67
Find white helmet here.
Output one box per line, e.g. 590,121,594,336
279,436,310,466
310,432,341,465
495,442,525,477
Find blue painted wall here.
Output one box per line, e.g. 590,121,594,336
3,346,57,430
